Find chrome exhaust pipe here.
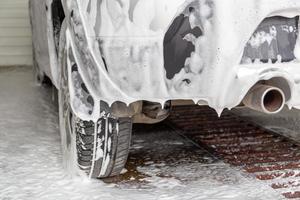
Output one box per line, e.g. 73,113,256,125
243,84,285,114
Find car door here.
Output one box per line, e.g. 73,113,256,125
30,0,52,77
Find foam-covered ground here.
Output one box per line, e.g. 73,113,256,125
0,66,282,200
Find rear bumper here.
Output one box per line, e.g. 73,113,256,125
65,0,300,121
236,62,300,108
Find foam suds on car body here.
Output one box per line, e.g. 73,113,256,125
61,0,300,121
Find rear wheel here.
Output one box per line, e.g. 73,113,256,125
32,43,52,85
58,49,132,178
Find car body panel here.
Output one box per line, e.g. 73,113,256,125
30,0,300,121
30,0,52,77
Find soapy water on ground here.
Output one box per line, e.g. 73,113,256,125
233,107,300,142
0,66,283,200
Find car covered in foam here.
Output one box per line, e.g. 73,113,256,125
29,0,300,178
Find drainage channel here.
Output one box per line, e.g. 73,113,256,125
168,105,300,199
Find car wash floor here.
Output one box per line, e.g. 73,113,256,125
1,66,300,200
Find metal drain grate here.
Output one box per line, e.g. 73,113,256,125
169,105,300,199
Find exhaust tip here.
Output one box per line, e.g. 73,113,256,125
243,84,286,114
262,88,285,114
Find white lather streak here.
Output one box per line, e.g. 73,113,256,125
99,117,109,177
89,121,99,179
88,117,110,178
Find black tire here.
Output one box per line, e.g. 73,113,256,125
75,117,132,178
32,52,52,85
31,25,52,85
58,47,132,179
